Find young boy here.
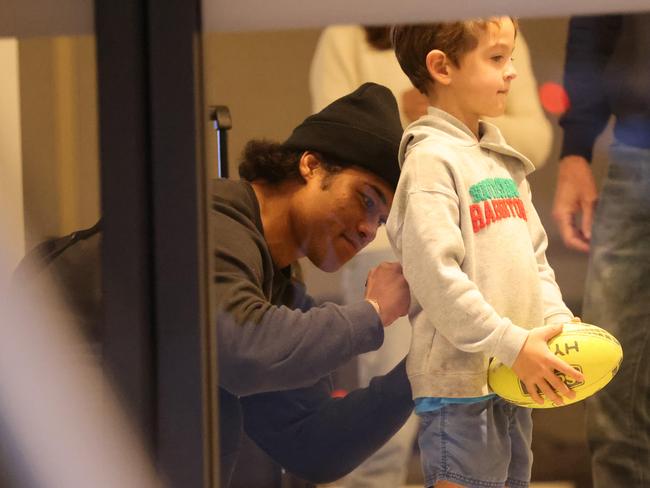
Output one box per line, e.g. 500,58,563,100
388,19,585,488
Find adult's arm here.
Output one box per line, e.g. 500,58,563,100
212,193,384,397
559,15,622,161
552,155,598,252
553,16,621,251
240,358,413,483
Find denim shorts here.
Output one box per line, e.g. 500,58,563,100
418,397,532,488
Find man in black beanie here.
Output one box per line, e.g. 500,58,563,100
214,83,413,486
282,82,402,189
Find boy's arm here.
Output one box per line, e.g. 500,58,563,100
511,180,583,405
523,181,574,325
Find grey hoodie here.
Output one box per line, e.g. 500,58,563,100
386,107,572,399
211,178,383,396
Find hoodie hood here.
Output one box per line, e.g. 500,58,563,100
398,106,536,174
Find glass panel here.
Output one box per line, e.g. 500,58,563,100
0,26,159,487
203,9,649,488
0,37,24,270
18,35,100,251
3,34,103,350
0,32,96,486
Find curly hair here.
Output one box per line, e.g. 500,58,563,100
238,139,342,185
364,26,392,50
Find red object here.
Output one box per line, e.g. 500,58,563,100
331,389,348,399
539,82,571,115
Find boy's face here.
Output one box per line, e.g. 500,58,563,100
449,17,517,124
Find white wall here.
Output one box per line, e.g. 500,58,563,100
0,37,25,273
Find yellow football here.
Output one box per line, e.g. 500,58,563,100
488,321,623,408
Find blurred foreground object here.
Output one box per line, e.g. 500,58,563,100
0,227,161,488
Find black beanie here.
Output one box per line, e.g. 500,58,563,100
283,82,403,190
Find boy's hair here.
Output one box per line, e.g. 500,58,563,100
392,18,518,95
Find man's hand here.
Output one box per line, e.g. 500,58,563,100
511,323,585,405
364,261,410,327
401,88,429,123
552,155,598,253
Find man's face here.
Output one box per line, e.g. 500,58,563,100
451,17,518,123
291,158,394,272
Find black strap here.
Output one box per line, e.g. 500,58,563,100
42,219,103,266
13,219,103,283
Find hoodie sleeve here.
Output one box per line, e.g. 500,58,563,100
522,181,574,324
388,150,529,367
213,201,383,397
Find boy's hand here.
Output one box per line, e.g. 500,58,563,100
511,323,585,405
364,262,410,327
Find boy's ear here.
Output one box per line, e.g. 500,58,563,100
425,49,452,85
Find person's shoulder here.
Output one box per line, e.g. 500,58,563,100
211,178,254,203
210,180,270,267
397,124,481,197
211,179,261,229
403,131,464,166
398,141,461,194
